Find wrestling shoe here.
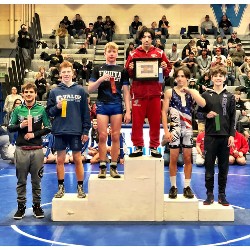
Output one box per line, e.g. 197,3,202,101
129,146,143,157
32,203,44,219
183,186,194,199
54,184,65,198
218,193,230,206
110,166,121,178
203,192,214,205
98,167,107,179
168,186,178,199
150,147,162,158
77,184,86,198
13,203,26,220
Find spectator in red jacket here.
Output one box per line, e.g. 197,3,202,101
229,131,249,165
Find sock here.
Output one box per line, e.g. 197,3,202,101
100,161,107,169
184,179,191,188
110,161,117,168
77,181,83,186
170,176,177,188
58,179,64,185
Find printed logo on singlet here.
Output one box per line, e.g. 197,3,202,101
99,70,122,82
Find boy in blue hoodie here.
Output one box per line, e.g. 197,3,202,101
46,60,91,199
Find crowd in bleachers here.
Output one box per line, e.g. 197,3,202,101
1,12,250,167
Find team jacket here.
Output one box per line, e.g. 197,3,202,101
125,45,171,99
201,88,236,137
8,102,51,147
46,82,91,136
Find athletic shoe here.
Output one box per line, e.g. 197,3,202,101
77,184,86,198
218,193,230,206
13,203,26,220
183,186,194,199
169,186,178,199
32,203,44,219
98,167,107,179
54,184,65,198
110,166,121,178
129,146,143,157
203,192,214,205
150,147,162,158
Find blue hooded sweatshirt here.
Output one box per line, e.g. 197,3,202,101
46,82,91,136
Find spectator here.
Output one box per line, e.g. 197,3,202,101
151,21,162,43
229,43,246,67
213,35,228,57
225,57,236,86
72,14,86,39
188,78,199,90
76,58,92,86
85,23,97,49
0,126,13,161
167,43,181,66
227,31,241,53
196,34,211,56
234,91,248,128
129,15,142,38
196,48,211,77
210,56,225,68
229,131,249,165
243,130,250,152
219,14,233,39
17,24,33,73
241,70,250,98
158,15,169,39
103,16,115,42
197,72,212,94
48,48,64,69
155,38,165,50
181,39,196,60
212,47,227,65
201,14,218,38
238,56,250,86
60,16,73,36
94,16,105,41
55,23,69,49
126,42,135,60
182,52,198,78
34,72,48,101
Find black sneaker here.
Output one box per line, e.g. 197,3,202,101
77,184,86,198
13,203,26,220
150,148,162,158
32,203,44,219
110,166,121,178
129,146,143,157
183,186,194,199
54,184,65,198
98,167,107,179
169,186,178,199
218,193,230,206
203,192,214,205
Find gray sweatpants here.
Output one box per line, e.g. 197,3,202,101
14,147,44,204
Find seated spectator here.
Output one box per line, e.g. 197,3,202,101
225,57,236,86
151,21,163,44
181,39,196,59
213,35,228,57
72,14,86,39
126,42,135,60
228,31,241,53
34,72,49,101
196,48,211,77
210,56,225,68
129,15,142,38
94,16,105,41
201,14,218,38
196,34,211,56
0,125,14,161
188,78,198,90
38,66,47,80
229,131,249,165
241,71,250,98
103,16,115,42
75,44,88,54
197,72,212,94
219,14,233,38
60,16,73,37
167,43,181,66
55,23,69,49
154,38,165,50
44,48,64,69
85,23,97,49
76,58,92,86
212,47,227,65
134,25,146,46
158,15,169,39
229,43,246,67
49,63,61,85
234,90,249,129
182,52,198,78
243,130,250,152
238,56,250,86
42,133,56,164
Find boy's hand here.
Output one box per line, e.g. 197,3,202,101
207,111,217,118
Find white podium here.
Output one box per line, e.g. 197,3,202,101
51,155,234,222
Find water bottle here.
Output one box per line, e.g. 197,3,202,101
159,67,164,84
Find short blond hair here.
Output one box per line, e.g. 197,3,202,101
104,42,119,52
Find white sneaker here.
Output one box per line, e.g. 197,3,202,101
24,69,29,73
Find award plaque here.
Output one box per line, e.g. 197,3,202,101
133,58,160,81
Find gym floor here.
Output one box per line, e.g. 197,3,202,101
0,159,250,247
